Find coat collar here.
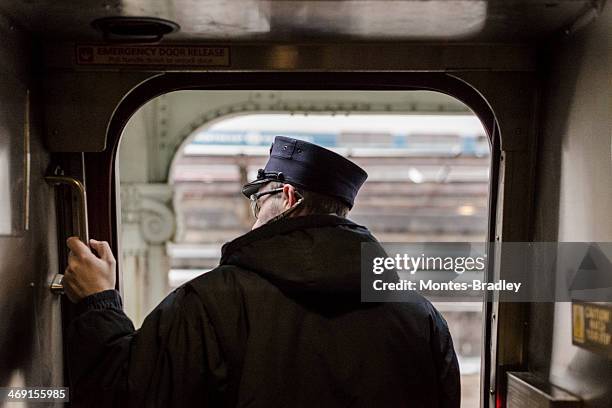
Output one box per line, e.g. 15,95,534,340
220,214,361,264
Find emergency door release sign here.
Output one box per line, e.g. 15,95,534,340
76,45,230,67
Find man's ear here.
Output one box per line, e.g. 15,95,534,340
281,184,297,209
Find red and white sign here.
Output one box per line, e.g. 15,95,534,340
76,45,230,66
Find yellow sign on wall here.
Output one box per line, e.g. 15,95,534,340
572,301,612,359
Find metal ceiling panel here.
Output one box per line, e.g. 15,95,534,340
0,0,594,42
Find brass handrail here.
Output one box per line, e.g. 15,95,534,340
45,175,89,294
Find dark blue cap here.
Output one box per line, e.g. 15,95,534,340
242,136,368,208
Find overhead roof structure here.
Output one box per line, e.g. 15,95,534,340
0,0,599,42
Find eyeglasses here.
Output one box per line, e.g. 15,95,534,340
249,188,284,219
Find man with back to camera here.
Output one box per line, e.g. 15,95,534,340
63,136,461,407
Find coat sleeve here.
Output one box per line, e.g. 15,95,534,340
429,307,461,408
66,287,224,408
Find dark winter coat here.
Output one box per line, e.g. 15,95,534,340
67,214,460,407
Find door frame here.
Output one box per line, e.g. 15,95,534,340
78,71,535,408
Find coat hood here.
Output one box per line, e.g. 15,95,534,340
220,215,385,294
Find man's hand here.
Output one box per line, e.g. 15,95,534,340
64,237,117,303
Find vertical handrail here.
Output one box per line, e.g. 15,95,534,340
45,175,89,294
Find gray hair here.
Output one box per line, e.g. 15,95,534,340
267,182,350,217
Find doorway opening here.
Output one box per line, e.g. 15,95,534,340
117,90,491,407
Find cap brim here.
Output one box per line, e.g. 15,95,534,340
241,178,274,198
